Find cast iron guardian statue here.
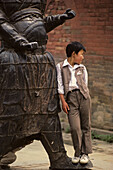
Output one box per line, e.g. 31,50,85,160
0,0,92,169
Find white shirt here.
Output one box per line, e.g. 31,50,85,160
56,59,88,94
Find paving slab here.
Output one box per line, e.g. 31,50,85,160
7,133,113,170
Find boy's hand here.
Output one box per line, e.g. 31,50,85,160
62,101,70,114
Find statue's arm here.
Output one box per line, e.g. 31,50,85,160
0,8,38,50
44,14,64,33
44,9,76,33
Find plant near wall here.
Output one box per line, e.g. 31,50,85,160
91,131,113,143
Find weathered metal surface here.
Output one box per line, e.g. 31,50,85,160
0,0,61,156
0,1,85,169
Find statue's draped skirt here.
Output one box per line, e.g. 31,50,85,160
0,49,60,157
0,0,61,157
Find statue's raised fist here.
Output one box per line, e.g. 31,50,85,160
60,8,76,21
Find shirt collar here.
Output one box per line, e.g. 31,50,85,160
63,59,84,69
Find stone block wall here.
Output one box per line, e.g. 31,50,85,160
46,0,113,131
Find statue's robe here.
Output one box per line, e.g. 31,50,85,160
0,0,64,157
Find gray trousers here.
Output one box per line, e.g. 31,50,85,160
67,90,92,157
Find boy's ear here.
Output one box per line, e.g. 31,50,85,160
72,51,75,56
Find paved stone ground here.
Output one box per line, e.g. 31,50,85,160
63,133,113,170
9,133,113,170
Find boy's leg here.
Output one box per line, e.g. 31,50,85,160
80,95,92,155
67,91,82,157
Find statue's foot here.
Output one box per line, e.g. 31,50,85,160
50,155,93,169
50,155,78,169
0,152,16,170
0,152,16,165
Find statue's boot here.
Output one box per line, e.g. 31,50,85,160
40,131,80,169
40,130,93,169
0,137,33,169
38,115,79,169
0,151,16,169
0,152,16,165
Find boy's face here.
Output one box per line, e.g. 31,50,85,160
73,49,84,64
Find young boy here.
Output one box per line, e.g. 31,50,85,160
56,41,92,164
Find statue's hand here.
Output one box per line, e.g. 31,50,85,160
60,8,76,21
21,42,39,51
15,37,38,51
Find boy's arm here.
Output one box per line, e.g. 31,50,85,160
59,94,69,114
56,63,69,114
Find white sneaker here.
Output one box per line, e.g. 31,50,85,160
80,154,89,164
72,156,80,164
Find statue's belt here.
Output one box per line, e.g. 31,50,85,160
9,8,43,22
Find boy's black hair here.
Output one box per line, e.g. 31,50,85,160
66,41,86,57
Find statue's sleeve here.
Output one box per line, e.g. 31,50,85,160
44,15,65,33
0,8,29,47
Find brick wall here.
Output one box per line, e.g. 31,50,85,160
46,0,113,131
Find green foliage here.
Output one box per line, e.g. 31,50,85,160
65,126,71,133
91,131,113,143
65,128,113,143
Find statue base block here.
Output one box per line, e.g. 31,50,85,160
0,165,10,169
49,160,93,170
